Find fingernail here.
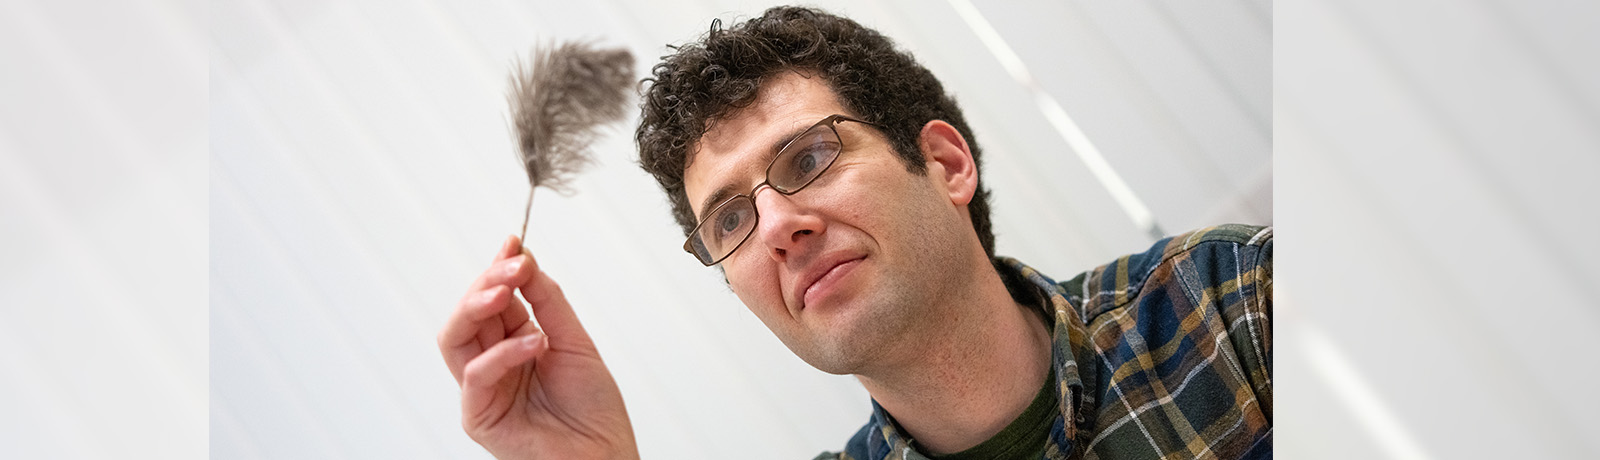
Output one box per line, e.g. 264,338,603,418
504,258,523,275
481,287,500,302
522,332,544,348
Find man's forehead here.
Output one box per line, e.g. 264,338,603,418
698,73,840,150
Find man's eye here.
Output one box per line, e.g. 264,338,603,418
794,149,819,175
717,209,742,235
788,141,836,180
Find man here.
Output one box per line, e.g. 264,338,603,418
437,6,1271,460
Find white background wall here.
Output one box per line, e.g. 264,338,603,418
1276,0,1600,458
2,0,1595,459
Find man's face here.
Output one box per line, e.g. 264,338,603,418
683,72,976,374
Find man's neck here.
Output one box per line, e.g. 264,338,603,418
853,262,1054,455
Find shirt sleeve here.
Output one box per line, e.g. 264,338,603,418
1224,226,1273,419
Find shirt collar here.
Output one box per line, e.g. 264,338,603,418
994,256,1097,446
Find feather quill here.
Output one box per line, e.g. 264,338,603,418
507,41,635,241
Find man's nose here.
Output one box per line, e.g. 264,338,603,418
751,184,824,261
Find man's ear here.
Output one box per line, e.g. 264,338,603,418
918,120,978,206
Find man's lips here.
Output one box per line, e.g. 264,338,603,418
796,254,866,311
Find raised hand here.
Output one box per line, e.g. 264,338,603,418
437,235,638,459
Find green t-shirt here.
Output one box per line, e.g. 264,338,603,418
923,366,1058,460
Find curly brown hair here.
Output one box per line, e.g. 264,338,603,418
636,6,996,257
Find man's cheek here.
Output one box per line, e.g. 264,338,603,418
730,273,782,313
723,271,758,304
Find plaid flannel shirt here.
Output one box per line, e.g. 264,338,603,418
819,224,1273,460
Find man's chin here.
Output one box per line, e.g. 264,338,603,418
786,291,912,375
786,325,881,376
795,348,867,376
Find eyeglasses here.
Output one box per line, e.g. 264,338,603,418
684,114,884,266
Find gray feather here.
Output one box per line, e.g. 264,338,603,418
508,41,635,194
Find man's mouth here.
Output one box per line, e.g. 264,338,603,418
799,255,865,311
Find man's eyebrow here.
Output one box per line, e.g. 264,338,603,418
699,183,740,223
694,123,814,221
